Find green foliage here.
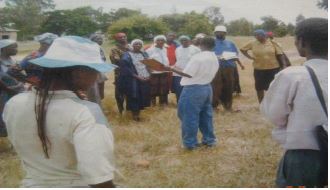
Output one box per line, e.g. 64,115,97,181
317,0,328,10
2,0,55,40
226,18,254,36
109,8,142,22
286,23,295,36
178,12,213,37
260,16,279,32
158,14,186,33
159,12,213,37
203,6,225,26
274,22,288,37
108,15,169,41
40,7,98,36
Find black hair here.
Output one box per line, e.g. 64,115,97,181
295,18,328,56
200,36,215,50
35,67,83,158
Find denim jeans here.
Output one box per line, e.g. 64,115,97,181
178,84,217,149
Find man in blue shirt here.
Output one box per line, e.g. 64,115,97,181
212,25,244,111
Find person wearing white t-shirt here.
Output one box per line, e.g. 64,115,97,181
172,35,200,102
177,36,219,150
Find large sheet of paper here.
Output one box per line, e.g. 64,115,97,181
219,51,238,60
141,59,192,78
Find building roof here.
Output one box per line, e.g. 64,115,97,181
0,27,19,32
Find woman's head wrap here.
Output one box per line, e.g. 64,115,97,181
131,39,144,47
34,33,58,45
178,35,191,41
254,29,266,37
153,35,166,43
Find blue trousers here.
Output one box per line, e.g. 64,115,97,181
178,84,217,148
172,76,183,103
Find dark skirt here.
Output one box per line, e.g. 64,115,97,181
254,68,280,91
276,149,327,188
150,72,170,97
126,80,151,112
233,67,242,94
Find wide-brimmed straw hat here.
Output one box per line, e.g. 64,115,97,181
30,36,117,73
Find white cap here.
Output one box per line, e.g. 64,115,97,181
214,25,227,33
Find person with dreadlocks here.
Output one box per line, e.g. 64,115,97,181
109,32,130,114
3,36,117,187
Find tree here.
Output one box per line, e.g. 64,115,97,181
109,8,142,22
286,23,295,36
40,7,98,36
317,0,328,10
203,6,225,26
274,22,288,37
226,18,254,36
158,13,186,32
260,16,279,32
3,0,55,40
5,0,55,11
178,11,214,37
296,14,305,25
108,15,169,41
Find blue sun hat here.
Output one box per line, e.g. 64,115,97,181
29,36,117,73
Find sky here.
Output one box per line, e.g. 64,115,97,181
0,0,328,24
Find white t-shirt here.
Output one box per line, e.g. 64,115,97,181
174,45,201,77
146,45,169,74
3,90,115,187
180,51,219,86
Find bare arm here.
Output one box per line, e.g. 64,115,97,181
240,50,255,61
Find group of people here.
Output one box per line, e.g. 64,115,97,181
0,17,327,188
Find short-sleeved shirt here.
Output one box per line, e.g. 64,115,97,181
240,39,283,70
214,39,239,68
174,45,201,77
3,90,115,187
180,51,219,86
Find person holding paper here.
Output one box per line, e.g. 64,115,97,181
178,36,219,150
212,25,244,111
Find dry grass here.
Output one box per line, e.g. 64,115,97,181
0,36,305,187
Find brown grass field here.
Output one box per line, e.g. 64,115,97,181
0,36,305,187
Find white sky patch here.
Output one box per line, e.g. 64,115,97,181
1,0,328,24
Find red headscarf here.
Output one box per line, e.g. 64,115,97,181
113,33,126,40
266,31,274,38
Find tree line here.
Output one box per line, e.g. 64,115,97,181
0,0,327,41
